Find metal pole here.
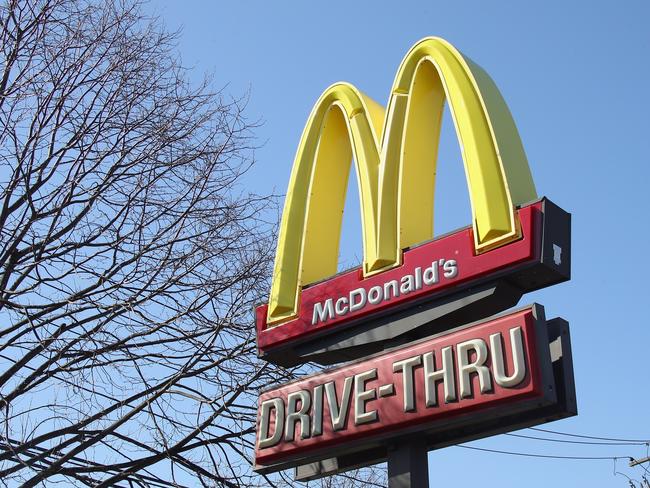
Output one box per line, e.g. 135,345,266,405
387,439,429,488
383,335,429,488
630,456,650,467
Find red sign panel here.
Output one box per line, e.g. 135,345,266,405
254,306,552,471
256,202,542,356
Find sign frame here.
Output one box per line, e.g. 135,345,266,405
254,304,576,476
257,198,570,367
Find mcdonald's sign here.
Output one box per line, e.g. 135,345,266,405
253,37,575,480
255,37,571,367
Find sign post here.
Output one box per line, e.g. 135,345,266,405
388,440,429,488
384,339,428,488
253,36,575,485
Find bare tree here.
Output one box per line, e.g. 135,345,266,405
0,0,291,485
0,1,388,486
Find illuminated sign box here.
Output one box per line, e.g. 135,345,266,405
257,198,570,367
254,304,576,475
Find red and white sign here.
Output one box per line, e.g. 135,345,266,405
256,202,543,357
254,305,554,471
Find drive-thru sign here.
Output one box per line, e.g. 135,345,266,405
253,37,575,483
255,305,575,474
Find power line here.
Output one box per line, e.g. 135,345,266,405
457,444,633,461
529,427,650,444
508,433,648,446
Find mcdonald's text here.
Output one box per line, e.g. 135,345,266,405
312,258,458,325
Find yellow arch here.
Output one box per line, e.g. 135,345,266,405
267,37,536,324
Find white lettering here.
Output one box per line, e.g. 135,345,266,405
285,390,311,441
258,321,531,450
325,377,354,431
443,259,458,278
335,296,349,316
423,261,439,285
354,369,378,425
384,280,399,300
310,258,459,322
368,285,383,305
400,274,415,294
312,299,335,325
414,267,423,290
457,338,492,399
423,347,456,406
393,355,422,412
490,327,526,387
349,288,367,312
311,384,324,436
258,398,284,449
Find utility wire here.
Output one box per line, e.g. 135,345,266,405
508,433,648,446
529,427,650,444
457,445,633,461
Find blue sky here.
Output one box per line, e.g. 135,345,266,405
147,1,650,486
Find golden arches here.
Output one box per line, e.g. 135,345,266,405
267,37,537,324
